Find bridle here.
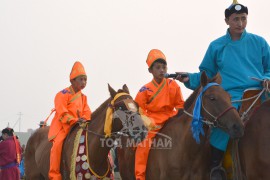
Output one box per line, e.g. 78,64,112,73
81,93,139,138
109,95,139,137
184,83,237,128
201,100,236,127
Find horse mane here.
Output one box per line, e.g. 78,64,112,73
184,74,219,110
184,86,201,110
92,98,111,119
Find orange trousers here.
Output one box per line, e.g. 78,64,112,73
49,129,67,180
135,129,159,180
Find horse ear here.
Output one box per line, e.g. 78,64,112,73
122,84,130,94
108,84,117,98
211,73,222,84
200,71,208,87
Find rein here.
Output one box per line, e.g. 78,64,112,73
232,88,266,121
81,126,129,138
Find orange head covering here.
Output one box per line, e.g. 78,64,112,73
70,61,86,80
146,49,166,68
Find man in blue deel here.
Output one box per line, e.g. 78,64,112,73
177,0,270,179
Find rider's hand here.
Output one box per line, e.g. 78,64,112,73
175,72,189,83
263,79,270,89
77,118,86,124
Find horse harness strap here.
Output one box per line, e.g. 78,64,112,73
214,106,236,122
184,110,213,126
184,106,236,128
80,92,138,138
241,88,265,122
202,100,236,125
104,92,130,137
84,126,111,179
232,88,265,122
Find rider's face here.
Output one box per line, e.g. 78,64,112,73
71,75,87,93
226,13,247,36
149,62,167,83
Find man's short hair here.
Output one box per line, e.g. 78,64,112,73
1,128,14,136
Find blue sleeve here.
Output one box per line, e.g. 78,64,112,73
184,72,201,90
184,43,218,90
262,39,270,79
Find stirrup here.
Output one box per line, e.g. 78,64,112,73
210,165,227,180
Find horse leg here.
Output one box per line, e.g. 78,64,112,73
25,170,44,180
25,154,45,180
117,146,136,180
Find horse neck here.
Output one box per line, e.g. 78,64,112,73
86,102,112,176
182,112,209,150
180,99,211,165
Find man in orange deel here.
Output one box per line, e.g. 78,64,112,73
135,49,185,180
48,61,91,180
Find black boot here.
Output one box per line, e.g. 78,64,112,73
210,146,227,180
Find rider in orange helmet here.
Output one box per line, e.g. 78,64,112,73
48,61,91,180
135,49,185,180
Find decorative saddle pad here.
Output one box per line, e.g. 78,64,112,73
70,127,113,180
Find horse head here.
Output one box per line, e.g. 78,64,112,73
107,84,147,144
199,71,244,139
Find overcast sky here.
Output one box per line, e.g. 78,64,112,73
1,0,270,132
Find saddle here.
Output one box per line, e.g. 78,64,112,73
238,88,262,121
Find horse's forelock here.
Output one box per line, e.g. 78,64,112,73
117,89,129,94
117,89,124,93
209,73,222,84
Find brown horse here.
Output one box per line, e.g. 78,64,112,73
117,72,244,180
24,84,146,179
238,98,270,179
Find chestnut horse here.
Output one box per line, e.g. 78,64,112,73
117,72,244,180
238,98,270,179
24,84,146,179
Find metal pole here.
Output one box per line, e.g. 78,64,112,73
18,112,22,132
